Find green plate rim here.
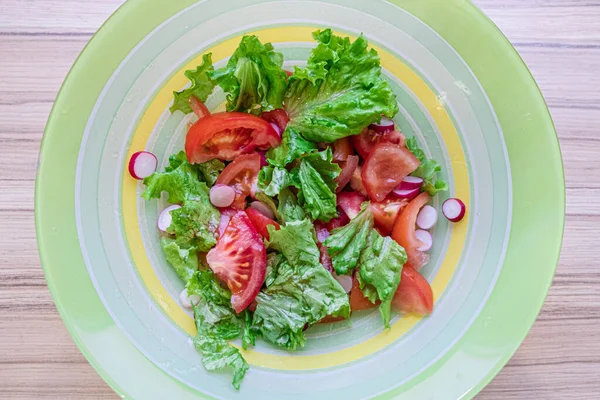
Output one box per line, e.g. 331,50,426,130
35,0,565,398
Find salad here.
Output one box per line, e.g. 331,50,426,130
128,29,466,389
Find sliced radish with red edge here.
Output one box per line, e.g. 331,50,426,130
415,230,433,252
209,184,236,208
129,151,157,180
333,273,353,293
158,205,181,232
250,201,275,220
398,176,424,190
442,198,466,222
416,205,438,230
368,116,395,133
392,187,420,199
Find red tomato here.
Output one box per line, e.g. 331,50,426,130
337,191,366,220
351,128,407,159
350,165,368,197
392,192,431,269
216,154,261,210
260,109,289,133
284,70,293,77
332,137,354,162
217,207,237,238
370,197,409,235
335,155,359,193
185,112,280,163
206,211,267,313
362,143,420,202
245,207,280,240
319,315,347,323
350,274,379,311
314,221,333,272
189,96,210,119
326,208,350,231
392,266,433,315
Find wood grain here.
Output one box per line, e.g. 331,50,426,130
0,0,598,398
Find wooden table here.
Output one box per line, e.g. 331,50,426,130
1,0,598,398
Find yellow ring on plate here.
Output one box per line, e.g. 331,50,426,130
122,27,469,370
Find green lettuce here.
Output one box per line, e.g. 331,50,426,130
209,35,288,115
265,127,317,168
171,54,216,114
277,188,305,224
283,29,398,143
252,220,350,349
358,231,407,328
197,159,225,187
296,157,338,221
160,237,198,282
405,137,448,196
323,203,374,275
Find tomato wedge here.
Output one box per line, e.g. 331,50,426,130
335,155,359,193
362,143,420,202
370,197,409,235
337,191,366,220
245,207,280,240
189,96,210,119
351,128,407,159
392,192,431,269
392,266,433,315
216,153,261,210
326,207,350,231
186,112,280,163
332,137,354,162
206,211,266,313
260,109,289,133
350,165,368,197
350,274,379,311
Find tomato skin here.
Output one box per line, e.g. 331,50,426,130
260,109,289,133
216,153,261,210
392,266,433,315
392,192,431,269
370,197,409,235
351,128,407,159
189,96,210,119
362,143,420,202
185,112,280,163
335,155,359,193
326,208,350,231
350,165,368,197
350,274,379,311
207,211,267,313
245,207,280,240
332,138,354,162
337,191,366,220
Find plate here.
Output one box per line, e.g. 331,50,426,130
36,0,565,398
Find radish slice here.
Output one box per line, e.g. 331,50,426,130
333,273,353,293
368,116,395,133
442,198,466,222
129,151,157,180
158,205,181,232
416,205,438,230
258,151,268,167
392,187,420,199
270,122,282,137
250,201,275,220
415,229,433,252
209,184,236,208
398,176,424,191
179,288,200,309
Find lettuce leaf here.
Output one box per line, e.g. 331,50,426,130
265,127,317,168
405,137,448,196
358,231,406,328
297,157,338,221
197,159,225,187
324,203,374,275
170,54,216,114
160,237,198,282
277,188,305,224
283,29,398,143
252,220,350,350
209,35,288,115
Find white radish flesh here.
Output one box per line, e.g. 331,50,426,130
210,184,236,208
333,273,353,293
442,198,466,222
270,123,282,137
416,205,438,230
392,187,420,199
398,176,424,190
129,151,157,180
368,116,395,133
179,288,200,309
415,229,433,252
157,205,181,232
250,201,275,220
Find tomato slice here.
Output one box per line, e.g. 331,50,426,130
217,207,237,238
337,191,366,220
370,197,409,235
332,137,354,162
216,153,261,210
350,165,368,197
351,128,407,159
391,192,431,269
335,155,359,193
392,266,433,315
245,207,280,240
185,112,281,163
362,143,420,202
189,96,210,119
206,211,266,313
350,274,379,311
260,109,289,133
326,207,350,231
